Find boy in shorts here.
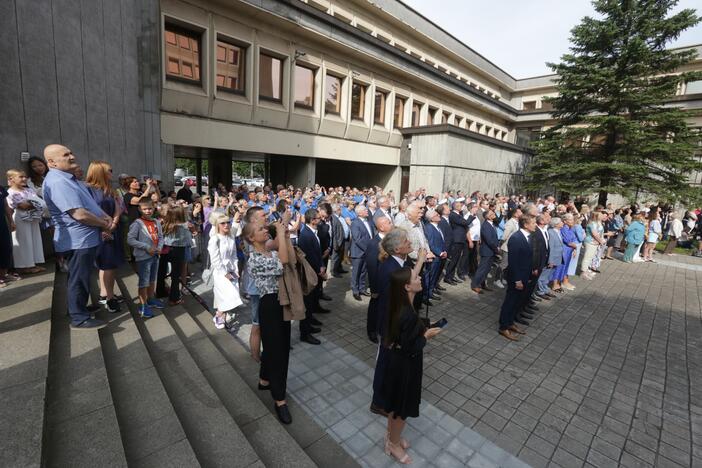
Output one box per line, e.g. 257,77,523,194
128,200,165,318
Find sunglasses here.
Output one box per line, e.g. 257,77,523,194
219,221,230,225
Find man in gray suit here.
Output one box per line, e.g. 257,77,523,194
372,196,394,226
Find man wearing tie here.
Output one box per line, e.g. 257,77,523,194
498,215,536,341
329,203,348,277
297,208,324,345
372,196,394,226
518,212,550,326
350,204,374,301
424,208,447,305
445,200,469,285
364,216,393,343
471,209,499,294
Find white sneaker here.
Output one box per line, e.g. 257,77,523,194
494,280,505,289
213,315,226,330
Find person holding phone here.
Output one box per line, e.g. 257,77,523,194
379,267,441,465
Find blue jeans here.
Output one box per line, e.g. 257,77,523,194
64,246,98,326
136,255,159,288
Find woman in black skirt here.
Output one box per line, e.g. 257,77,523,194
381,267,442,464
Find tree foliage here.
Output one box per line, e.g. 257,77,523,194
526,0,702,206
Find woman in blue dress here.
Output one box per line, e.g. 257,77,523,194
553,213,578,290
86,161,124,313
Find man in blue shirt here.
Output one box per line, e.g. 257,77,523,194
43,144,112,329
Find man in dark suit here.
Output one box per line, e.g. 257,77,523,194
328,203,347,276
423,208,447,304
435,204,452,292
364,216,393,343
518,212,550,325
297,209,324,345
317,204,333,304
471,210,499,294
498,215,536,341
444,200,469,284
372,196,394,226
350,204,374,300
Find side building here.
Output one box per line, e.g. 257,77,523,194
2,0,701,197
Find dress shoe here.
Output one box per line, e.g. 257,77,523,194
320,293,332,301
536,293,551,301
317,307,331,314
509,324,526,335
353,293,362,301
309,326,321,334
301,334,321,345
310,317,323,326
519,312,535,320
499,329,519,341
274,403,293,425
514,317,531,326
367,332,379,343
433,289,443,296
444,279,457,285
436,285,447,291
531,295,543,302
430,294,442,301
360,291,371,297
423,299,434,307
526,305,539,313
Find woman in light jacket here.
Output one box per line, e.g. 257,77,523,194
208,213,243,329
623,213,646,263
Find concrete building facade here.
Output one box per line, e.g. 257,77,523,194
2,0,701,196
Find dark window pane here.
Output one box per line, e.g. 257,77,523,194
294,65,315,108
374,91,385,125
259,53,282,101
216,39,246,93
325,75,341,114
412,102,422,126
351,82,366,120
164,24,201,84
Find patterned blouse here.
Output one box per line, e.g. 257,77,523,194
248,250,283,296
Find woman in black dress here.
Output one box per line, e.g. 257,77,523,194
381,267,441,464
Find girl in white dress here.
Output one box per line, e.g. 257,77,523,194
6,170,45,273
208,213,243,329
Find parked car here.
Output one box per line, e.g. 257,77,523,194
174,177,183,187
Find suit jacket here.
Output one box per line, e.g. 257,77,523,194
350,217,374,258
506,231,533,284
424,223,446,257
330,214,345,250
372,208,393,225
448,211,469,244
376,256,411,337
297,224,323,273
438,217,452,242
547,228,564,266
533,227,549,270
479,220,499,257
318,220,331,255
365,234,383,293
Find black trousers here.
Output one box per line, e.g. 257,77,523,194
471,254,493,289
521,271,541,311
445,242,465,280
461,242,478,277
301,282,321,336
367,296,378,336
259,293,291,401
156,245,185,302
499,279,527,330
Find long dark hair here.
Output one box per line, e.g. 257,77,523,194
26,156,48,186
383,267,413,347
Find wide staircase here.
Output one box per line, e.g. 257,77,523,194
0,266,360,467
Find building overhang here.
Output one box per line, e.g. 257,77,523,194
399,124,534,154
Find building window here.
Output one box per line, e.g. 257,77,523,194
325,74,342,115
394,97,405,128
164,23,201,84
259,52,282,102
374,91,386,125
411,101,422,126
351,82,367,120
686,80,702,94
522,101,536,111
294,64,315,109
216,39,245,93
441,111,450,124
540,101,554,112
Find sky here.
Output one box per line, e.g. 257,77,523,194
401,0,702,78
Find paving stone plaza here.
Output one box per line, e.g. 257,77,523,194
212,254,702,468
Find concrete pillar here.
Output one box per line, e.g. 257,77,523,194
208,150,231,191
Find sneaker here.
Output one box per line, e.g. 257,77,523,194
213,314,226,330
147,298,165,309
106,298,121,313
71,318,107,330
494,280,505,289
113,294,125,303
139,304,154,318
98,296,108,305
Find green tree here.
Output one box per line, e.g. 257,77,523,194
526,0,702,206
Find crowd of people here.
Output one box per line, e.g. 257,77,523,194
3,144,702,464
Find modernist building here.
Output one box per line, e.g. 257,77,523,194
2,0,701,196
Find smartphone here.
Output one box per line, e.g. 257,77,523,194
431,318,448,328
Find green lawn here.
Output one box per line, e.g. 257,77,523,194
655,240,694,256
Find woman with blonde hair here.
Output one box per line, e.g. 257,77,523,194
208,213,243,329
6,169,45,274
86,161,124,312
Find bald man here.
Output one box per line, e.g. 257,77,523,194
43,144,112,329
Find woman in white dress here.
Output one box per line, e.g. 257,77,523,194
208,213,243,329
6,169,45,273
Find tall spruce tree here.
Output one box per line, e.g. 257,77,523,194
526,0,702,206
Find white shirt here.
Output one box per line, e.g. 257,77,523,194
361,217,373,237
538,225,549,243
310,226,320,244
392,255,406,267
431,222,444,240
468,215,481,241
520,228,532,242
